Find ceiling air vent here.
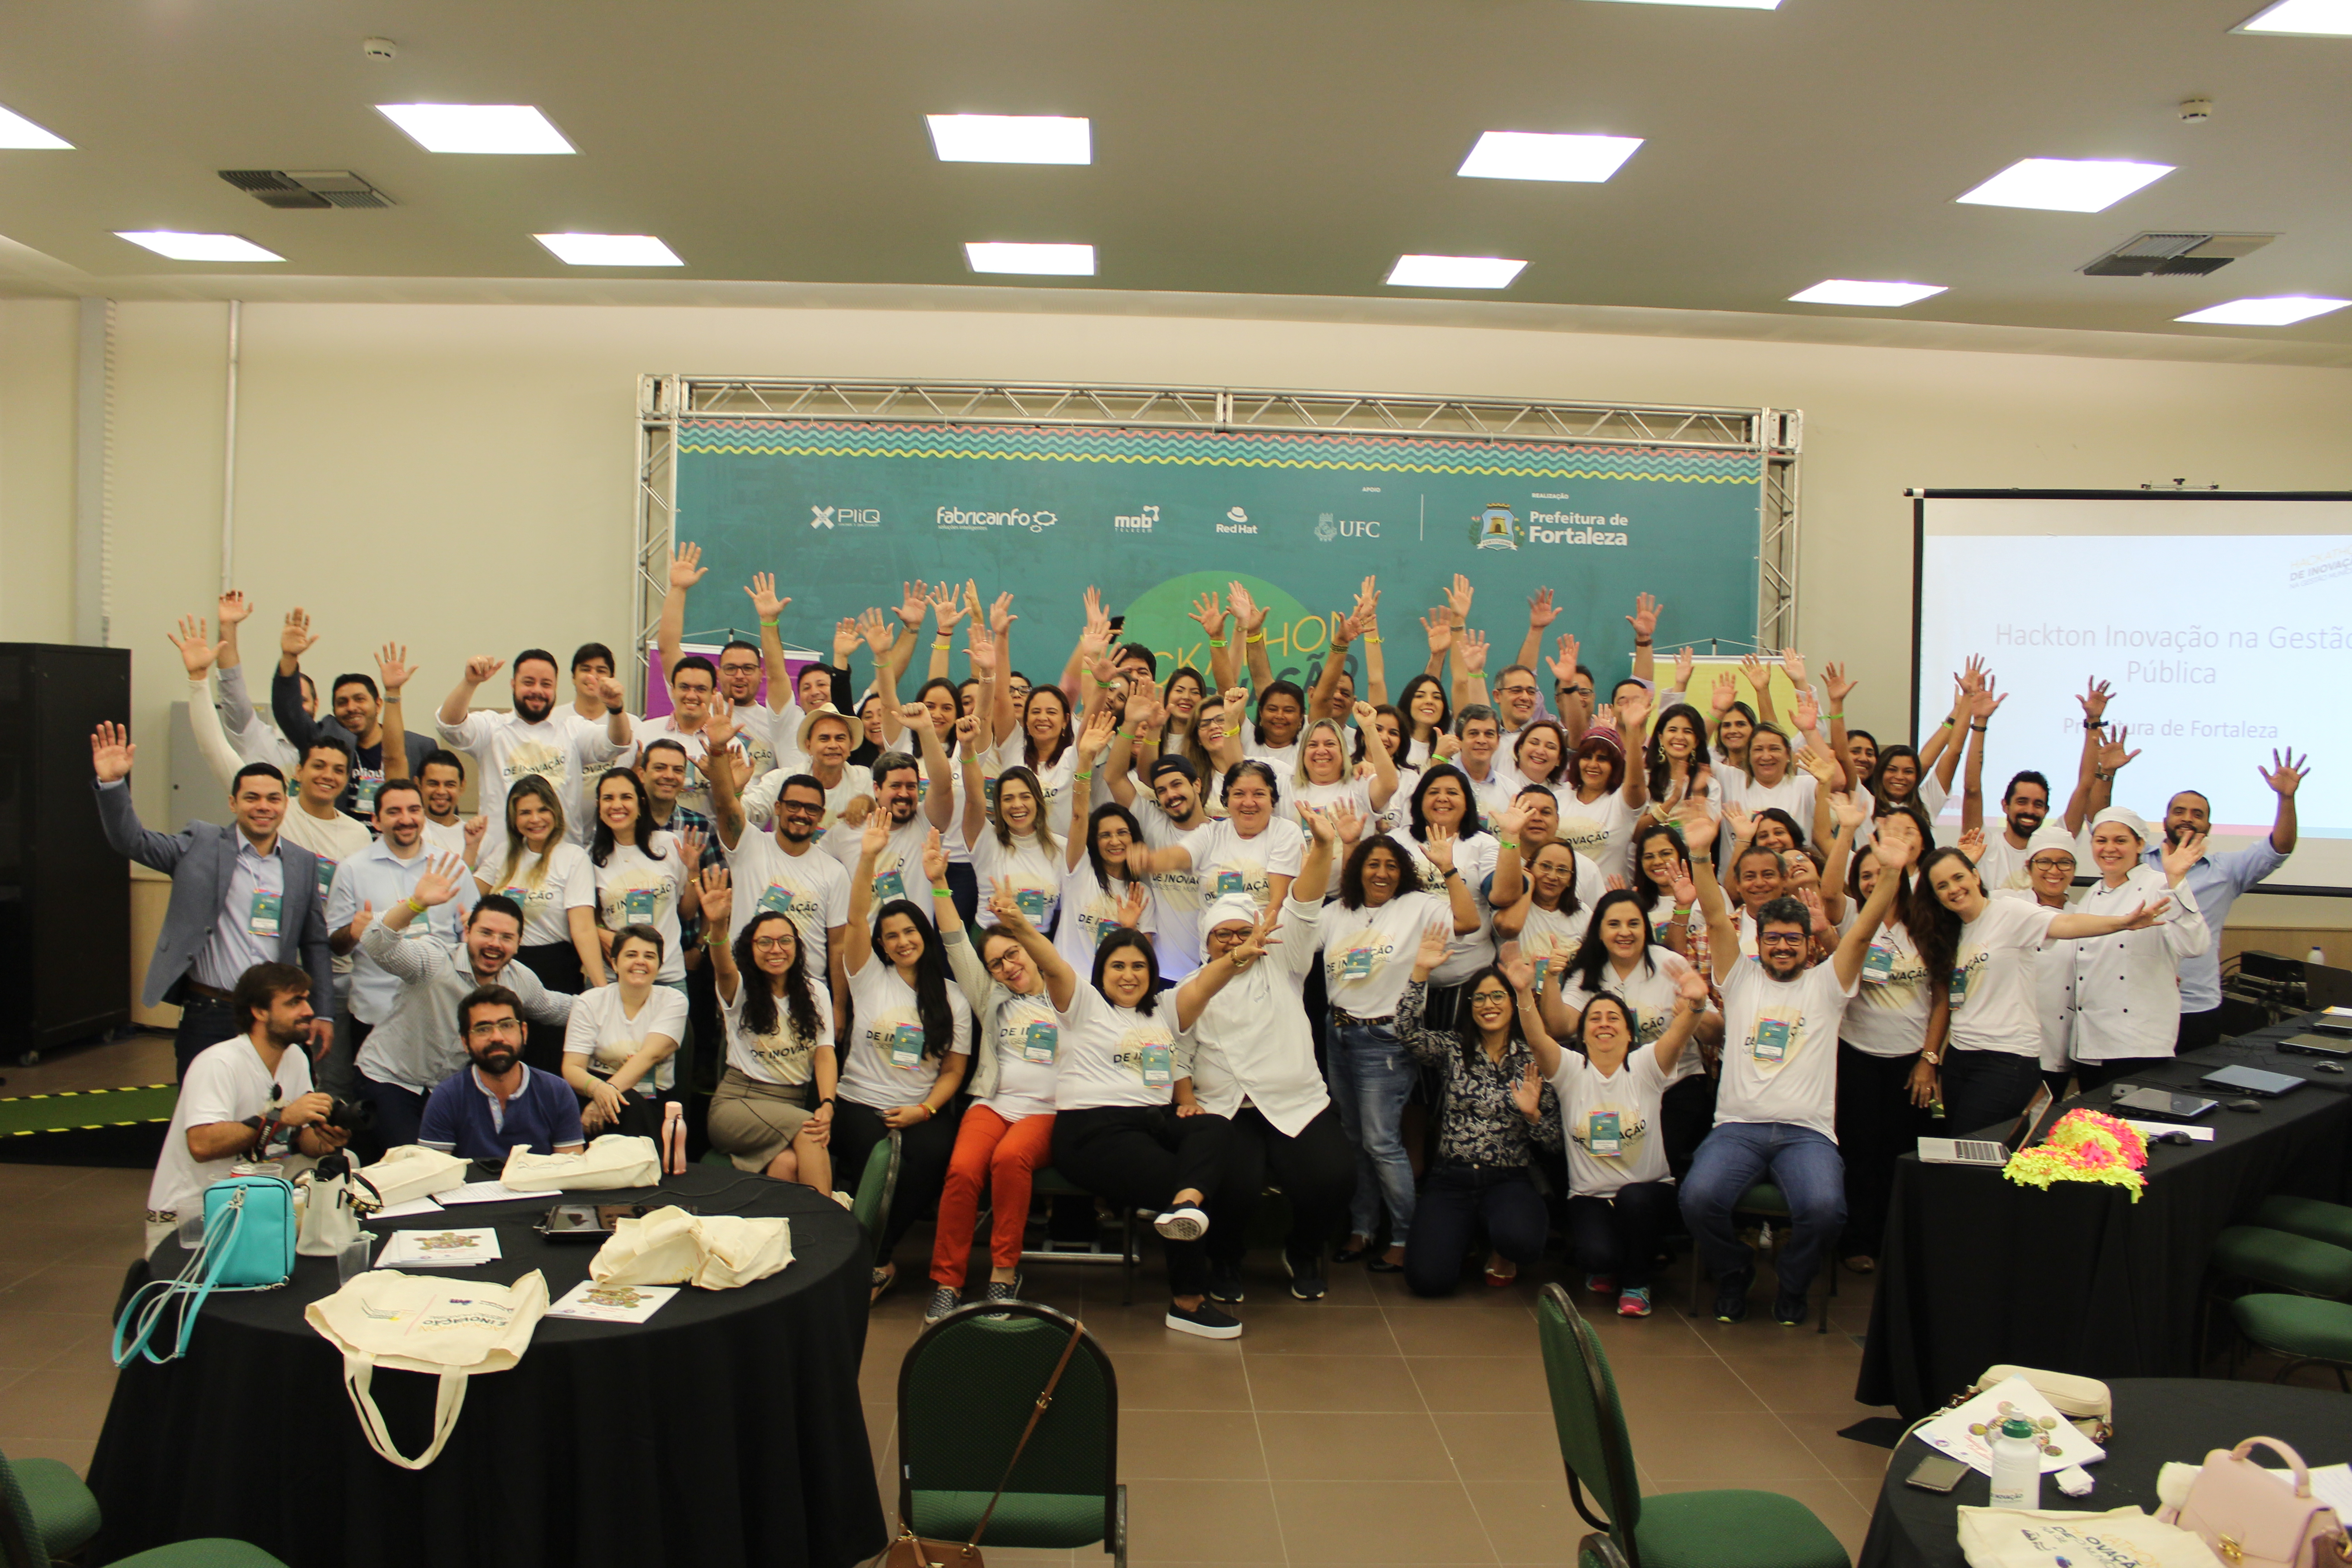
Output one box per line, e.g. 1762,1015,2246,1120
2080,231,2274,277
218,170,395,210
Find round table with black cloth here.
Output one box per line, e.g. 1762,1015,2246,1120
1857,1377,2351,1568
87,1166,885,1568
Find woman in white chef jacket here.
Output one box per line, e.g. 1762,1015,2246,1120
2059,807,2209,1091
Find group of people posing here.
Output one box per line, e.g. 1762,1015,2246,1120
111,558,2308,1337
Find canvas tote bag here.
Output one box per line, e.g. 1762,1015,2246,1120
356,1145,470,1207
501,1134,660,1192
1957,1506,2228,1568
587,1205,791,1289
306,1268,549,1469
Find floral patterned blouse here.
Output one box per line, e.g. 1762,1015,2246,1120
1397,980,1564,1168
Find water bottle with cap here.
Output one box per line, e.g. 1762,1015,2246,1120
1987,1417,2042,1510
2309,946,2327,967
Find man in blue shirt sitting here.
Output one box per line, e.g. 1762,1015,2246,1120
419,985,585,1160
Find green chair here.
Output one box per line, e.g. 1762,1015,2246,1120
0,1441,287,1568
1686,1183,1837,1333
1017,1166,1142,1306
895,1299,1125,1567
2253,1196,2352,1254
2209,1226,2352,1297
1538,1284,1849,1568
2230,1294,2352,1391
852,1131,903,1265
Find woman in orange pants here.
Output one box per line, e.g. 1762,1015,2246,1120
928,878,1071,1322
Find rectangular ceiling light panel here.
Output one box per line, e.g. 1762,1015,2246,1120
534,233,683,265
116,231,284,262
1458,131,1642,182
0,104,71,149
2234,0,2352,34
1787,279,1946,306
2176,296,2349,325
377,104,574,154
926,114,1091,164
1956,158,2173,212
1386,254,1527,288
965,241,1095,274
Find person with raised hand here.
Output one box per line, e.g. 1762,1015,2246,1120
1394,768,1505,1024
2059,809,2210,1088
1125,757,1305,947
584,765,703,990
1030,864,1253,1338
1905,826,2175,1137
268,607,435,823
1534,960,1710,1318
1546,631,1597,748
838,816,974,1301
1102,701,1214,979
354,850,573,1156
1289,702,1395,828
209,589,299,770
461,775,593,1071
702,866,838,1193
438,647,632,869
93,720,337,1081
1180,804,1355,1303
1679,796,1906,1325
1320,816,1481,1273
1393,922,1563,1297
560,921,685,1140
1058,720,1160,975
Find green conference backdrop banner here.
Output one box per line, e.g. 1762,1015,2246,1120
671,417,1763,694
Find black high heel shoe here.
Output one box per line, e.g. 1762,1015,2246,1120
1332,1240,1373,1264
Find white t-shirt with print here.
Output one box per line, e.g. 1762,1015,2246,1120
1554,791,1636,874
1179,817,1305,915
723,832,853,987
1944,895,2063,1058
992,739,1080,842
1717,956,1855,1142
1551,1043,1685,1197
481,842,596,950
1051,985,1186,1112
592,833,691,983
978,987,1062,1122
720,975,836,1088
840,952,973,1110
1321,890,1446,1020
563,983,688,1096
1056,858,1156,978
970,830,1062,934
1839,918,1936,1058
441,708,624,866
828,812,946,917
1131,799,1206,975
1393,831,1500,986
1509,902,1594,995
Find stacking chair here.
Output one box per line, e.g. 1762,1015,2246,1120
2229,1294,2352,1391
1686,1183,1837,1333
853,1131,903,1267
0,1442,286,1568
1537,1284,1849,1568
894,1300,1125,1567
2252,1196,2352,1254
1016,1167,1142,1305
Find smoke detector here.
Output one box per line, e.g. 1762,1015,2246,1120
2080,231,2273,277
217,169,395,210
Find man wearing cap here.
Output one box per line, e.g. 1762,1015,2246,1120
2066,807,2210,1088
2125,751,2305,1051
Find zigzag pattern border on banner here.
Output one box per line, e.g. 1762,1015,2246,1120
675,418,1761,484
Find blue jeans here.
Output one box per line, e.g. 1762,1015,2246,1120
1325,1015,1420,1247
1679,1122,1846,1304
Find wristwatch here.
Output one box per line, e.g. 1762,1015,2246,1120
1919,1050,1942,1066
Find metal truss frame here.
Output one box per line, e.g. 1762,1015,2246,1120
632,376,1802,705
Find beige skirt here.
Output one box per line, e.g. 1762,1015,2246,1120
707,1068,813,1171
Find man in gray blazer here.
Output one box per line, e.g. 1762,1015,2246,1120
91,722,338,1081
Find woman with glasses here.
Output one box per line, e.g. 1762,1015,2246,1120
700,871,838,1193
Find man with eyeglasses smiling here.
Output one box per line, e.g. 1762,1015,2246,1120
418,986,585,1160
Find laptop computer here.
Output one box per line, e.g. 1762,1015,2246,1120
2280,1032,2352,1059
2203,1063,2305,1098
1918,1084,2054,1166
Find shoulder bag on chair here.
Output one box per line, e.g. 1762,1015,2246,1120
304,1269,549,1470
887,1318,1087,1568
113,1175,297,1366
2159,1437,2352,1568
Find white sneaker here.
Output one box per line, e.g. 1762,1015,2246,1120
832,1191,854,1210
1153,1205,1209,1242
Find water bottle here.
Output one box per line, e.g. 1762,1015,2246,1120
2309,946,2327,967
1987,1418,2042,1510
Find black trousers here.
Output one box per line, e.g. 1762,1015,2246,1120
2177,1007,2225,1052
1404,1164,1546,1298
946,862,980,928
1660,1069,1718,1182
1052,1105,1242,1299
172,994,242,1082
1837,1042,1928,1261
513,943,584,1075
832,1097,960,1264
1210,1104,1358,1265
353,1074,427,1163
1565,1182,1679,1290
1937,1049,2044,1138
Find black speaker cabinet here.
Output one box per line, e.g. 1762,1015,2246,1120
0,643,132,1055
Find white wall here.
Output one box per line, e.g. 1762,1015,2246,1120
6,293,2351,920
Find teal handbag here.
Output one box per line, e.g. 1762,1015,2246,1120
113,1174,297,1366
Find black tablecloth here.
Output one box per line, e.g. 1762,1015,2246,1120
88,1167,886,1568
1856,1017,2352,1418
1857,1377,2351,1568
